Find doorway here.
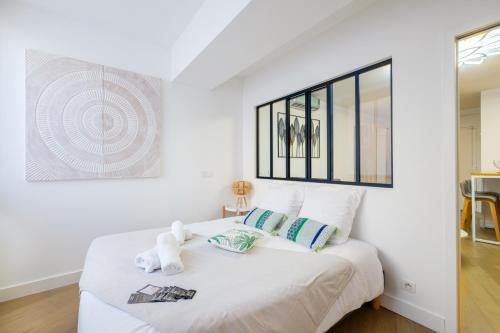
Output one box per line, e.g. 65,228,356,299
457,24,500,333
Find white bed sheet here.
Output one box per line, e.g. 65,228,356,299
78,219,383,333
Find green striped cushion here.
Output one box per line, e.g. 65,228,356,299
243,208,286,233
278,216,336,250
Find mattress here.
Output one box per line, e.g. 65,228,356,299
78,218,383,333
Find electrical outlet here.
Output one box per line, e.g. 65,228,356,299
201,170,214,178
402,280,416,293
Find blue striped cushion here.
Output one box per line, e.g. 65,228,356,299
243,208,286,233
278,216,336,250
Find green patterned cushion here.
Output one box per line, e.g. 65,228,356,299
207,229,263,253
278,216,336,250
243,208,286,233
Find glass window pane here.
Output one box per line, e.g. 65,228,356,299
258,105,270,177
289,94,306,178
359,64,392,184
311,88,328,179
272,100,286,178
332,77,356,182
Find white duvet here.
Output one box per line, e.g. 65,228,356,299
78,218,384,333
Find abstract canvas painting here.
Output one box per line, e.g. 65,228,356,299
277,112,320,158
25,49,161,181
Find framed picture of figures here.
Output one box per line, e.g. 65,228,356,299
277,112,320,158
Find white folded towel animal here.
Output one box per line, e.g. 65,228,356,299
135,247,161,273
171,220,192,245
156,232,184,275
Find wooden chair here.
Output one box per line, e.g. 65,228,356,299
460,180,500,241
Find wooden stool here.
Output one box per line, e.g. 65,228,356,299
222,206,250,218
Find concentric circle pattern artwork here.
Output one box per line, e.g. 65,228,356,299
25,49,161,181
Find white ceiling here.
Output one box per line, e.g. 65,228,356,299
459,53,500,110
13,0,373,87
13,0,205,48
171,0,374,88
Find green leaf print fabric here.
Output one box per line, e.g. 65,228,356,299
208,229,263,253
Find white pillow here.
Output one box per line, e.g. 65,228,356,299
257,184,304,216
298,186,365,244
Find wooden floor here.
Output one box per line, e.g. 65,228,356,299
0,284,431,333
0,284,78,333
329,304,432,333
461,232,500,333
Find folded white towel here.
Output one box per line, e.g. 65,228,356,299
157,232,184,275
171,220,192,244
135,223,192,274
135,247,160,273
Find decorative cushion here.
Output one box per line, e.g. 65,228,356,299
207,229,263,253
299,186,365,245
243,208,286,233
278,216,336,250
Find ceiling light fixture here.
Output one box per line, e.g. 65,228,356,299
458,27,500,66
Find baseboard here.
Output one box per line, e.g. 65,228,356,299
0,269,82,302
381,293,445,333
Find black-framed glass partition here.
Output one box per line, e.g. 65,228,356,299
256,59,393,187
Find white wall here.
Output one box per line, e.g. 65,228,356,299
458,111,482,219
311,93,328,179
479,89,500,229
0,1,242,298
333,104,356,180
171,0,251,80
241,1,500,332
459,111,481,182
271,100,286,178
480,88,500,171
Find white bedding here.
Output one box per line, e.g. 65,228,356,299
78,218,383,333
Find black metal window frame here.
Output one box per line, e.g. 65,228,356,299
256,59,393,188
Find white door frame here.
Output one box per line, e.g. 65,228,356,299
448,21,500,333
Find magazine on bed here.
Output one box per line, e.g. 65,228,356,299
128,284,196,304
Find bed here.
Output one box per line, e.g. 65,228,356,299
78,218,383,333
